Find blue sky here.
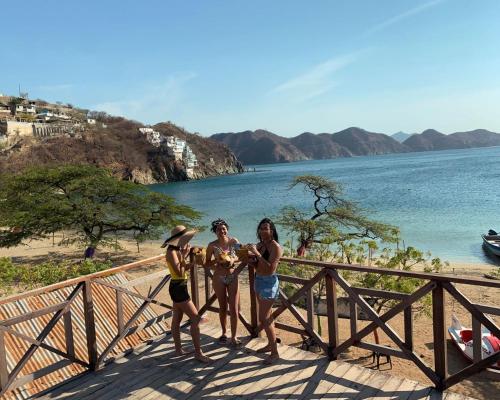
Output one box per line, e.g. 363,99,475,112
1,0,499,137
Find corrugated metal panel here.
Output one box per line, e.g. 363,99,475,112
0,272,171,400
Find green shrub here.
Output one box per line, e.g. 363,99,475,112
0,257,111,293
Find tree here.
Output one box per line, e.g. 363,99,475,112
276,175,446,343
0,165,201,258
276,175,398,257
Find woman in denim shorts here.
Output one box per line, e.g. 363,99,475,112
248,218,283,364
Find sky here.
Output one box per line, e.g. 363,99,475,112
1,0,500,137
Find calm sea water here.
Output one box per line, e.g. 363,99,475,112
150,146,500,265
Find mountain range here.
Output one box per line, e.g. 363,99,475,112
211,127,500,165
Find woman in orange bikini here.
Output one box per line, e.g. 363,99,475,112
205,218,241,346
162,225,212,363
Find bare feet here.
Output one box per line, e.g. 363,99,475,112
255,344,272,353
174,348,190,356
194,353,213,363
263,353,279,365
230,337,242,347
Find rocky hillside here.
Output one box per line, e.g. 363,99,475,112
403,128,500,151
0,117,243,184
211,127,407,164
212,127,500,165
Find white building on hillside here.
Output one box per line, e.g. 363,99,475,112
139,127,161,147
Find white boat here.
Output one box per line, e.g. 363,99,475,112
448,315,500,369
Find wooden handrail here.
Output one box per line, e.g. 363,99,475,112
0,254,164,305
0,251,498,397
280,257,500,288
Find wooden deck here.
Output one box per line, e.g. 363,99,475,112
37,324,476,400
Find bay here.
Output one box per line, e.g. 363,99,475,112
150,146,500,265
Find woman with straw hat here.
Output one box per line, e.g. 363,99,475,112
162,225,213,363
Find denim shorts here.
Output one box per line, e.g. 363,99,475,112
255,274,279,300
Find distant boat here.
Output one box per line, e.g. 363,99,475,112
448,315,500,369
482,229,500,257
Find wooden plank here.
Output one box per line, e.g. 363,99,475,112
0,330,8,390
306,288,314,331
276,274,311,285
432,283,447,389
350,299,358,338
83,280,98,371
354,369,394,400
315,363,371,399
116,290,124,335
356,341,409,359
352,286,410,300
0,301,68,326
94,279,171,310
368,374,404,400
125,311,172,337
8,359,73,391
405,306,413,350
473,303,500,316
291,361,355,400
325,271,338,359
275,322,308,336
279,256,500,288
228,346,306,397
472,317,481,363
63,308,75,358
120,270,168,288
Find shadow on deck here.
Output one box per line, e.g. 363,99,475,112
38,324,474,400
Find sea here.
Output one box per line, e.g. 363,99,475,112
150,146,500,265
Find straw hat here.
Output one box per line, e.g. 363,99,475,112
161,225,197,248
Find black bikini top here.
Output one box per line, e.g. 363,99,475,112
259,243,271,261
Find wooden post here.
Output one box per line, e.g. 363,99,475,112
248,265,258,337
404,306,413,350
472,317,482,363
63,309,75,358
83,280,98,371
325,271,338,360
0,330,8,391
432,283,447,390
116,291,124,335
306,288,315,331
189,252,199,310
350,299,357,339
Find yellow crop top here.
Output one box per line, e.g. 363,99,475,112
166,259,188,280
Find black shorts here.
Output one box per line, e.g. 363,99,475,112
169,280,190,303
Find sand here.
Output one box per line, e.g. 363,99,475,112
1,233,499,399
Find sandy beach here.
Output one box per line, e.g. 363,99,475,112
1,234,499,399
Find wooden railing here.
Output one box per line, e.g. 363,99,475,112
0,253,499,397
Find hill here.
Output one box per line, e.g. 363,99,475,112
391,131,415,142
211,127,500,165
0,112,243,184
211,127,407,164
